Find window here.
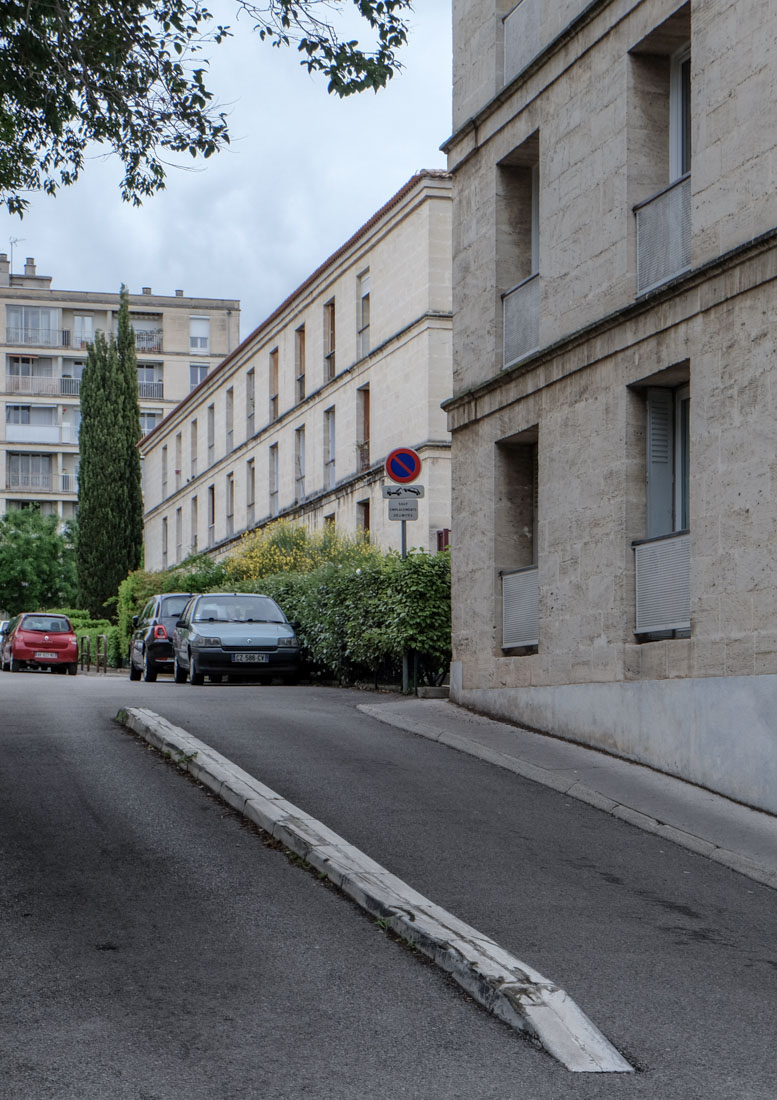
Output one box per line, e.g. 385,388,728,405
139,409,163,435
357,501,370,532
175,507,183,562
226,386,234,452
207,404,215,465
498,132,540,367
190,316,210,352
324,512,335,527
269,443,279,517
6,405,56,426
137,363,163,399
357,272,370,358
190,363,208,390
162,516,168,567
496,429,539,649
295,325,306,402
175,432,182,489
207,485,215,546
246,369,256,437
324,299,336,381
6,305,59,346
191,495,199,552
226,472,235,536
246,458,255,527
269,348,279,421
190,418,198,477
670,45,691,180
73,315,94,348
645,385,690,538
8,453,52,489
161,445,168,497
324,407,336,489
295,426,306,501
357,385,370,472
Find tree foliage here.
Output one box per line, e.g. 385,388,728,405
0,0,411,214
76,287,143,618
0,507,78,616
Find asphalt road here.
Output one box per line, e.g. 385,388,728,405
2,671,777,1099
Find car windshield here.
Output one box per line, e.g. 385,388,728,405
194,596,285,624
161,596,191,617
22,616,71,633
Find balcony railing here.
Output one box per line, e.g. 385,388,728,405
633,531,690,633
135,330,163,352
61,472,78,493
502,565,539,647
5,423,77,445
138,380,164,400
5,328,71,347
7,472,54,492
503,273,540,368
635,175,691,294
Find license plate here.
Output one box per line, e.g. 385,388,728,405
35,652,58,659
232,652,269,663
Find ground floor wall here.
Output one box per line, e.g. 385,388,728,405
447,239,777,813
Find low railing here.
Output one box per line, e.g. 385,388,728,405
503,272,540,368
4,373,81,396
79,634,108,673
5,328,70,347
61,473,78,493
6,473,53,491
502,565,539,648
633,530,690,633
60,377,81,395
635,174,691,294
135,330,163,352
138,380,164,400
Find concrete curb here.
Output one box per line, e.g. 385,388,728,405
116,706,632,1074
357,704,777,893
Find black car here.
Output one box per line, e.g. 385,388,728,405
128,592,194,681
172,592,300,685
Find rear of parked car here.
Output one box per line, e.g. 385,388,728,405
129,593,193,681
1,614,78,674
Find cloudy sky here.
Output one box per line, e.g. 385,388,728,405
0,1,452,337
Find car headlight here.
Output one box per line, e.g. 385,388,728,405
277,636,298,648
193,635,222,647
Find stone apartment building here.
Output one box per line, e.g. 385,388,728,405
0,257,239,525
140,171,452,570
445,0,777,813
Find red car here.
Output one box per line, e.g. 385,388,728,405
1,613,78,675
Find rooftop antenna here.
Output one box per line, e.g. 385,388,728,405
9,236,24,275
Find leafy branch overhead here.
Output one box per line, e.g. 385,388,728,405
0,0,412,214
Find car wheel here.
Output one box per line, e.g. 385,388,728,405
189,654,204,686
128,649,141,680
173,656,188,684
56,664,68,675
143,651,158,683
67,663,78,676
10,656,21,672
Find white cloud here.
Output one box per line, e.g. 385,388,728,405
0,1,451,335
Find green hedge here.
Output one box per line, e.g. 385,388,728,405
46,607,123,668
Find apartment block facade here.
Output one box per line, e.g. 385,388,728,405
140,172,453,570
445,0,777,812
0,257,239,524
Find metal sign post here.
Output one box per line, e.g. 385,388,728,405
384,448,423,692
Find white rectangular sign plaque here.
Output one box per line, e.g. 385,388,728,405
388,498,419,521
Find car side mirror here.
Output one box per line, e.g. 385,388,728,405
132,615,139,627
176,619,186,629
289,620,300,632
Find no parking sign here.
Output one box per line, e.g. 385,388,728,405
385,447,422,484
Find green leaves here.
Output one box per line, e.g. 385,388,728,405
0,0,411,213
0,509,78,616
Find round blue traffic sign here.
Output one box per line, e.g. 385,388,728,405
385,447,422,484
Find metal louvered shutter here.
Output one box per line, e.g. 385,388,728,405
634,533,690,633
502,567,539,647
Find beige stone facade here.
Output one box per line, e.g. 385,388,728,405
0,257,239,524
140,172,453,571
446,0,777,812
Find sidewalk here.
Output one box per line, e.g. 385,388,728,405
357,698,777,892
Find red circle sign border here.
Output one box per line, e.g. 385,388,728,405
385,447,422,484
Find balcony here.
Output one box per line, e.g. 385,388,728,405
61,472,78,493
138,380,164,400
635,175,691,295
5,327,71,347
7,472,54,492
5,423,78,445
502,565,539,647
503,273,540,368
135,330,163,353
633,531,690,633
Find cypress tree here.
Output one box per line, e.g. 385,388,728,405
76,288,143,618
